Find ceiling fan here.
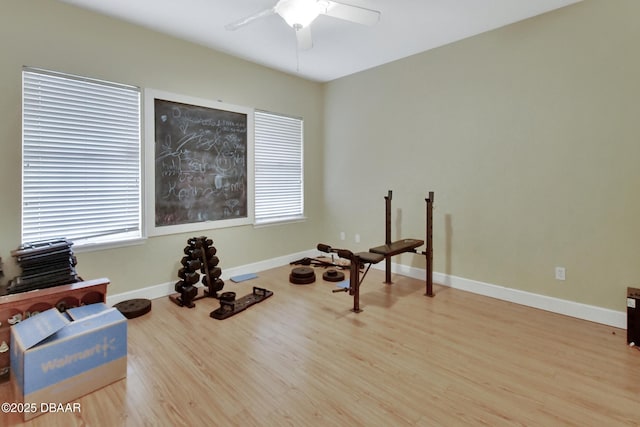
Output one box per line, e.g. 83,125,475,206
225,0,381,50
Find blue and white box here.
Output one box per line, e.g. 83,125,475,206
10,304,127,420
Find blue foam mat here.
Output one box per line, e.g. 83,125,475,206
230,273,258,283
336,279,350,289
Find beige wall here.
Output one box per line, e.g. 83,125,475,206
324,0,640,311
1,0,638,313
0,0,325,295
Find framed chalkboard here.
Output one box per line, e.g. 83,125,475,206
144,89,254,236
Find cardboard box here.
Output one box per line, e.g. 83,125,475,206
10,304,127,420
66,302,113,320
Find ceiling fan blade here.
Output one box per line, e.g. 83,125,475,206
321,1,380,26
225,7,276,31
296,25,313,50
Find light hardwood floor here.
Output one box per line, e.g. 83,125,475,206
1,264,639,426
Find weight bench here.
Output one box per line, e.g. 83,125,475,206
317,244,384,312
370,238,424,258
369,190,435,297
318,190,435,313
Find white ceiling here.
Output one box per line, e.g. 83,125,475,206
58,0,582,83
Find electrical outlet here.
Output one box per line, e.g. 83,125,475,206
555,267,566,281
355,234,360,243
340,231,346,241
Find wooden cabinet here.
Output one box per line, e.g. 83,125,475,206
0,278,109,381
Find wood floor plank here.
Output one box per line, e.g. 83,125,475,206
0,265,638,426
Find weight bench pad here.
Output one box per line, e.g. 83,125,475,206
369,239,424,257
355,252,385,265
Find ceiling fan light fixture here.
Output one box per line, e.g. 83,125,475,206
276,0,322,29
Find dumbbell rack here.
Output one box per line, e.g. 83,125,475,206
169,236,224,308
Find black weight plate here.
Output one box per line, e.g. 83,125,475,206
114,298,152,319
323,269,345,282
290,267,316,284
220,292,236,302
290,266,315,279
290,275,315,284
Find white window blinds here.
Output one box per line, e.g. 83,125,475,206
22,68,141,246
254,110,304,224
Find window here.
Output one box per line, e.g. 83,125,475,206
254,110,304,224
22,68,141,247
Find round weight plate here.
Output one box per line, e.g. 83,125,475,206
219,292,236,302
290,266,316,284
291,266,315,279
323,269,345,282
290,274,316,284
114,298,152,319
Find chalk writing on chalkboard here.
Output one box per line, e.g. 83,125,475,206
153,98,248,228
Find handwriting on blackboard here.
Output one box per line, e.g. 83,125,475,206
154,98,248,227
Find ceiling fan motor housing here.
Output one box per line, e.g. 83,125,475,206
276,0,323,28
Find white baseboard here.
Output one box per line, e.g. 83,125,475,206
107,249,626,329
106,249,317,306
373,261,627,329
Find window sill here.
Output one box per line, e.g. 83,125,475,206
253,216,307,228
73,237,147,253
